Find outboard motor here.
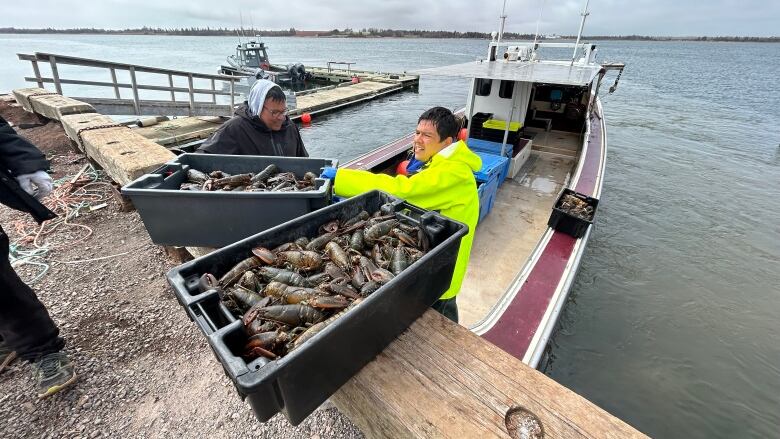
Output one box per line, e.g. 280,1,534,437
286,63,307,84
295,63,306,81
286,63,299,82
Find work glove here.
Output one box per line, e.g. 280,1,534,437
16,170,53,200
320,166,337,182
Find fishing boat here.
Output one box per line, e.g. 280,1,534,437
342,3,624,369
219,39,311,89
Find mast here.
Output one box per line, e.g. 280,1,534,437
497,0,508,43
571,0,590,65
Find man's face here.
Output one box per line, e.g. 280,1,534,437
259,98,287,131
413,120,451,162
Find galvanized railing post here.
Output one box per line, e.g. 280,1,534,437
128,66,141,115
229,79,235,115
49,55,63,94
211,78,216,104
168,74,176,101
30,60,44,88
187,74,195,116
109,68,120,99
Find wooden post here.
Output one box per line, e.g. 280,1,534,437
49,55,63,94
109,68,121,99
31,60,44,88
187,74,195,117
331,310,647,439
128,66,141,116
168,74,176,102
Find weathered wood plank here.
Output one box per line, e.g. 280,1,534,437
331,310,647,439
59,113,117,151
80,127,175,186
12,87,50,113
28,94,95,121
134,116,224,146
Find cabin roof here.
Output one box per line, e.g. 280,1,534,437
414,60,601,86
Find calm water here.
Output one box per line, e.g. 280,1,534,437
1,35,778,438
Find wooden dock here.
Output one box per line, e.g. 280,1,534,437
332,309,646,438
7,89,646,438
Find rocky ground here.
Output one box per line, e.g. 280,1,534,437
0,99,364,439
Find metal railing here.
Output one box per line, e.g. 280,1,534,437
17,52,243,117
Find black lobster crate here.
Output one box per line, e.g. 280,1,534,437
547,188,600,238
165,190,467,425
122,153,337,247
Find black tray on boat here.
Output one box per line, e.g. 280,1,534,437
547,188,599,238
165,190,467,425
122,153,337,247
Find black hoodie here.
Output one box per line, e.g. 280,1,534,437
197,103,308,157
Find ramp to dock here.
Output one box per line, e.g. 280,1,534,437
332,309,646,438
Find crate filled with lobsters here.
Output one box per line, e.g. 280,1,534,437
547,188,600,238
166,191,467,425
122,153,338,247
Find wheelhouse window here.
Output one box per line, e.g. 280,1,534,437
476,78,492,96
499,81,514,99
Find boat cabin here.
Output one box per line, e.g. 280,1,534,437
233,41,270,70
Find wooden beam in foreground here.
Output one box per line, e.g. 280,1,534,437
332,310,647,439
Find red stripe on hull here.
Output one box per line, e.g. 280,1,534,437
482,232,576,358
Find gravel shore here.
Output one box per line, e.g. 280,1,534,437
0,99,365,439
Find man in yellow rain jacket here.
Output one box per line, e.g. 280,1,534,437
320,107,481,322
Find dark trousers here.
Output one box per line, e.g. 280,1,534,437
0,225,64,361
431,297,458,323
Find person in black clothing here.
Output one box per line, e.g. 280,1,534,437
0,115,77,398
197,79,309,157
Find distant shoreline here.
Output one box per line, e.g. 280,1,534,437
0,27,777,42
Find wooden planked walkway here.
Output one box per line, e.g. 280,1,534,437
291,80,407,117
332,310,647,438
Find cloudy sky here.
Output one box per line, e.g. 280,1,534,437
3,0,778,36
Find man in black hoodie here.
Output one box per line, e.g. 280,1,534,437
0,116,77,398
197,79,308,157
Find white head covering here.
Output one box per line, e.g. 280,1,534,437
247,79,283,117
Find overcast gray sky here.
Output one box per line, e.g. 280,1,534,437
3,0,778,36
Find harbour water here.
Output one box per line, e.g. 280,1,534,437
1,35,778,438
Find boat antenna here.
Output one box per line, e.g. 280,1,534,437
531,0,546,59
571,0,591,65
249,12,255,37
239,11,246,40
497,0,508,43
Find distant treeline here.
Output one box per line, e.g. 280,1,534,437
0,27,777,42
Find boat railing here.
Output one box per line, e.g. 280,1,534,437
489,41,596,64
17,52,242,117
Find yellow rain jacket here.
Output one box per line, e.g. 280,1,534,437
334,140,482,300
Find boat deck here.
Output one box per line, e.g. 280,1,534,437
459,132,579,327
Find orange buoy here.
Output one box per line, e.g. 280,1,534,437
458,128,468,141
396,160,410,176
301,113,312,124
